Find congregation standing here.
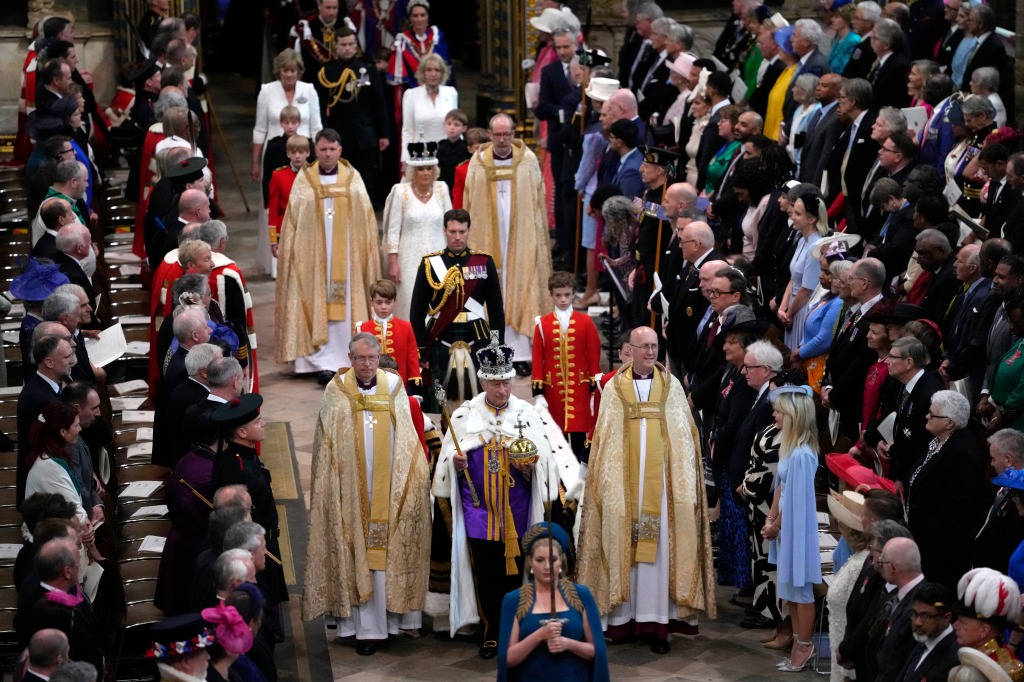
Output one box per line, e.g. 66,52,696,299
8,0,1024,680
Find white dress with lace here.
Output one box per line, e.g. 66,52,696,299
383,180,452,320
826,548,869,682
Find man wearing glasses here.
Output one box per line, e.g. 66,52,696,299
578,325,716,655
894,582,959,682
302,332,430,655
910,228,959,325
868,336,943,492
867,537,924,681
462,114,550,377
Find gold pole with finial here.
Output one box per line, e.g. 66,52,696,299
434,381,481,507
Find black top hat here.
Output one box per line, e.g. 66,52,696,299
577,47,611,68
864,302,927,326
210,394,264,431
146,613,215,659
166,157,208,186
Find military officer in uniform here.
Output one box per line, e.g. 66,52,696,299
313,25,390,203
409,208,504,411
953,568,1024,682
634,146,680,330
290,0,342,80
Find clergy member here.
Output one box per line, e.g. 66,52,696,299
300,332,430,655
275,127,381,385
462,114,552,374
432,332,559,660
576,325,717,655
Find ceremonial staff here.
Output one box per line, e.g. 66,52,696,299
433,381,481,507
178,477,284,566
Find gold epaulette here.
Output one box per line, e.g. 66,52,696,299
469,249,492,258
274,165,289,172
424,249,445,258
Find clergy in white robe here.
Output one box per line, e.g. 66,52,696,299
300,332,431,655
576,326,717,654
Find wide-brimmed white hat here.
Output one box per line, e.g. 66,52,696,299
585,77,619,103
812,233,862,260
530,7,577,33
667,52,696,80
826,490,865,532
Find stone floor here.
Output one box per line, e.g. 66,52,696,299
208,71,811,681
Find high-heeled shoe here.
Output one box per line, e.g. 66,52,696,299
778,641,816,672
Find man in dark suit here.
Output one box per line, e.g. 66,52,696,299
963,5,1013,118
16,334,75,506
838,519,913,680
877,336,945,489
860,128,916,237
51,224,95,302
907,0,949,60
16,538,103,676
865,178,916,278
973,430,1024,572
895,582,960,682
713,6,749,75
869,537,925,682
34,59,73,116
659,222,724,378
941,243,991,400
313,26,389,204
935,0,965,74
695,71,733,190
30,198,74,262
868,19,912,109
626,4,662,93
826,79,880,235
153,345,219,467
914,229,960,326
1001,155,1024,252
822,257,892,442
163,308,212,399
536,26,578,261
979,143,1016,237
24,628,69,682
799,74,842,184
687,267,744,421
748,26,785,119
43,289,102,385
782,20,830,121
843,3,880,79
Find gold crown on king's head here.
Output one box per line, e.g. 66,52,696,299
476,330,515,380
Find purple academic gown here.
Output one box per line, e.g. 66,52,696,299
155,445,215,614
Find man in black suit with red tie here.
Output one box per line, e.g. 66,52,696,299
867,20,912,109
894,583,960,682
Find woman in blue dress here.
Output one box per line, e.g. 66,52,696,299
497,522,609,682
762,384,821,672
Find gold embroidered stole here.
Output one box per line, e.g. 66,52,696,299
479,143,523,270
619,368,667,564
305,164,351,321
480,405,521,574
342,369,395,570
